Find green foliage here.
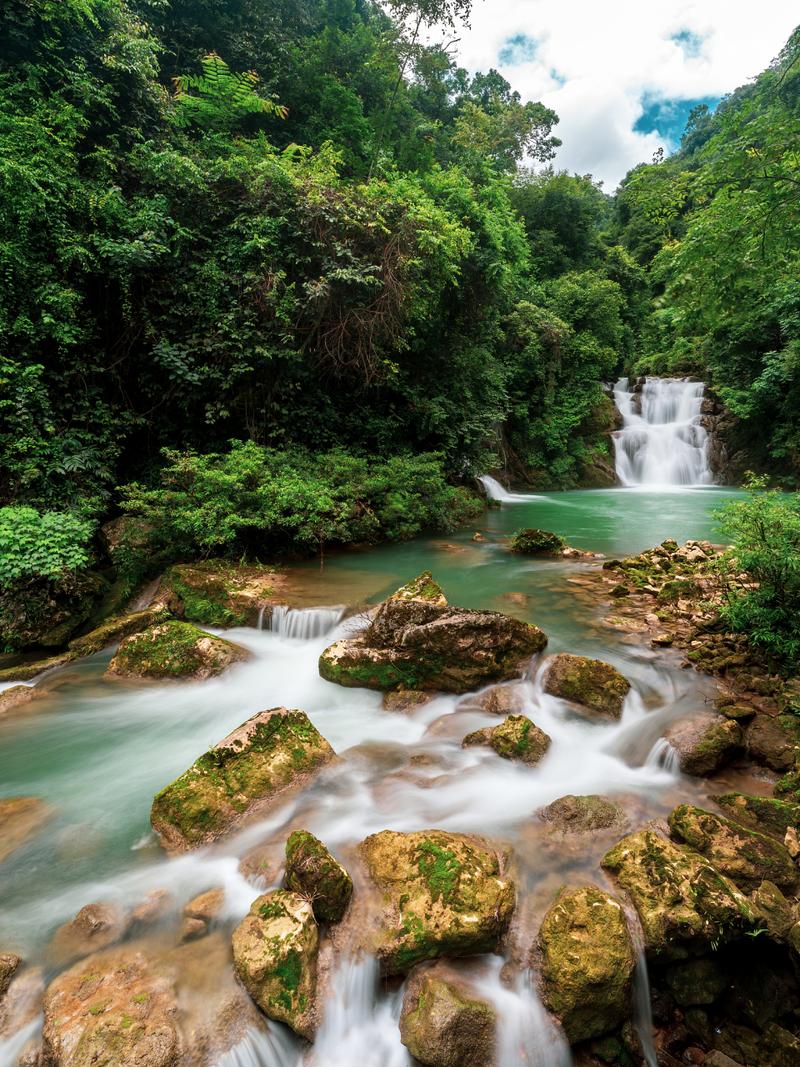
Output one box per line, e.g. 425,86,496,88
0,507,93,585
717,478,800,667
172,52,288,131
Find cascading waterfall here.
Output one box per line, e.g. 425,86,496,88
477,475,548,504
613,377,713,487
265,605,345,640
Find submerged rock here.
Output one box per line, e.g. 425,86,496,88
711,793,800,840
510,528,565,555
150,708,336,851
232,890,318,1040
107,619,250,680
462,714,551,765
399,964,496,1067
0,954,21,999
667,804,799,894
181,888,225,941
359,829,515,975
0,796,50,862
602,830,755,960
319,573,546,694
456,682,526,716
664,713,744,776
539,794,627,834
50,902,129,966
284,830,353,924
538,885,635,1042
543,653,630,719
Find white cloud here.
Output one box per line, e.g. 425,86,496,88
426,0,797,188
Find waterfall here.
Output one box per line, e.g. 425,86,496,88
214,1023,300,1067
612,378,713,487
266,605,345,640
477,475,547,503
644,737,680,774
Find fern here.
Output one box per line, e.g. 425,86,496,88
172,53,288,132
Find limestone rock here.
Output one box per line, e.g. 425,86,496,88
510,529,565,555
0,796,50,862
538,885,635,1042
456,682,526,716
284,830,352,924
158,561,277,628
382,689,435,712
359,830,515,975
231,890,318,1040
462,715,551,765
399,964,496,1067
663,958,727,1006
751,881,796,940
539,794,627,835
319,573,547,694
0,685,39,716
49,902,129,966
602,830,755,960
0,953,21,998
746,715,799,772
181,888,224,941
543,654,630,719
68,606,172,657
107,620,250,680
151,708,335,852
668,804,799,894
664,713,744,776
711,793,800,839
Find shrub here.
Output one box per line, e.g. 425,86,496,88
0,507,93,587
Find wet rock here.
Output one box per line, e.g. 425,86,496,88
129,890,173,929
50,902,129,966
0,685,39,716
68,605,172,659
543,653,630,719
107,619,250,680
319,573,546,694
601,829,755,960
538,885,635,1042
0,796,50,862
717,703,756,723
181,888,224,940
359,829,515,975
746,715,799,772
456,682,525,716
284,830,352,924
158,561,278,628
510,529,565,555
42,948,181,1067
462,715,551,766
382,689,434,712
711,792,800,840
751,881,796,940
664,713,744,776
761,1022,800,1066
0,650,77,684
0,953,21,998
668,804,799,894
663,958,727,1006
399,964,496,1067
0,966,44,1043
151,707,336,852
232,890,318,1040
704,1053,744,1067
538,794,627,834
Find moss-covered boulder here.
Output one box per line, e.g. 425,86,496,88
319,573,547,694
359,830,515,975
667,804,799,895
539,794,627,835
746,715,800,772
150,708,335,852
158,561,278,628
663,958,727,1006
711,793,800,840
538,885,635,1043
107,619,250,680
543,653,630,719
399,964,496,1067
284,830,353,924
0,796,50,862
664,713,744,776
232,890,318,1040
68,605,171,657
462,714,551,765
602,830,756,960
510,529,565,555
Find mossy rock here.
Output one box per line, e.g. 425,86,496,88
107,619,250,680
462,714,551,765
150,708,336,851
284,830,353,924
399,964,496,1067
664,713,744,776
510,528,565,555
746,714,800,772
159,560,276,628
232,890,318,1040
711,793,800,839
359,829,515,975
601,830,756,960
538,884,635,1042
69,605,172,657
543,653,630,719
539,794,627,835
667,804,799,895
663,958,727,1007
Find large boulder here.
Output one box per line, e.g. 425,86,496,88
746,715,799,772
0,796,50,862
284,830,353,924
664,713,744,776
667,804,799,895
151,708,335,851
399,963,496,1067
68,605,171,657
462,714,551,765
711,793,800,839
602,830,756,960
158,561,278,628
359,830,515,975
231,890,318,1040
538,794,627,835
543,654,630,719
107,620,250,680
538,885,636,1043
319,573,546,694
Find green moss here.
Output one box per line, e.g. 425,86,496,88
510,528,565,554
416,840,461,903
273,948,302,1010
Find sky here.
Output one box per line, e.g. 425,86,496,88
433,1,798,189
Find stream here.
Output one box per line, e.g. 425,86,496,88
0,381,747,1066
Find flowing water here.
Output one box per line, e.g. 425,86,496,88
0,474,746,1066
613,377,713,487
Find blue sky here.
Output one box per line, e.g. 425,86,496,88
433,1,797,187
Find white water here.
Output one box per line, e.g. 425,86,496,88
478,475,549,504
266,605,345,640
613,377,713,488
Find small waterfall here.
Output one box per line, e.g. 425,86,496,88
644,737,680,774
214,1023,300,1067
268,606,345,640
477,475,546,503
476,963,572,1067
632,953,659,1067
613,377,713,487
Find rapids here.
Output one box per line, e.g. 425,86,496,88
0,484,745,1066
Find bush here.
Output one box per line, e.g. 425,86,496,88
716,478,800,667
0,507,93,587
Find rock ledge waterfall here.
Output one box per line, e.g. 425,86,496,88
613,377,713,487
